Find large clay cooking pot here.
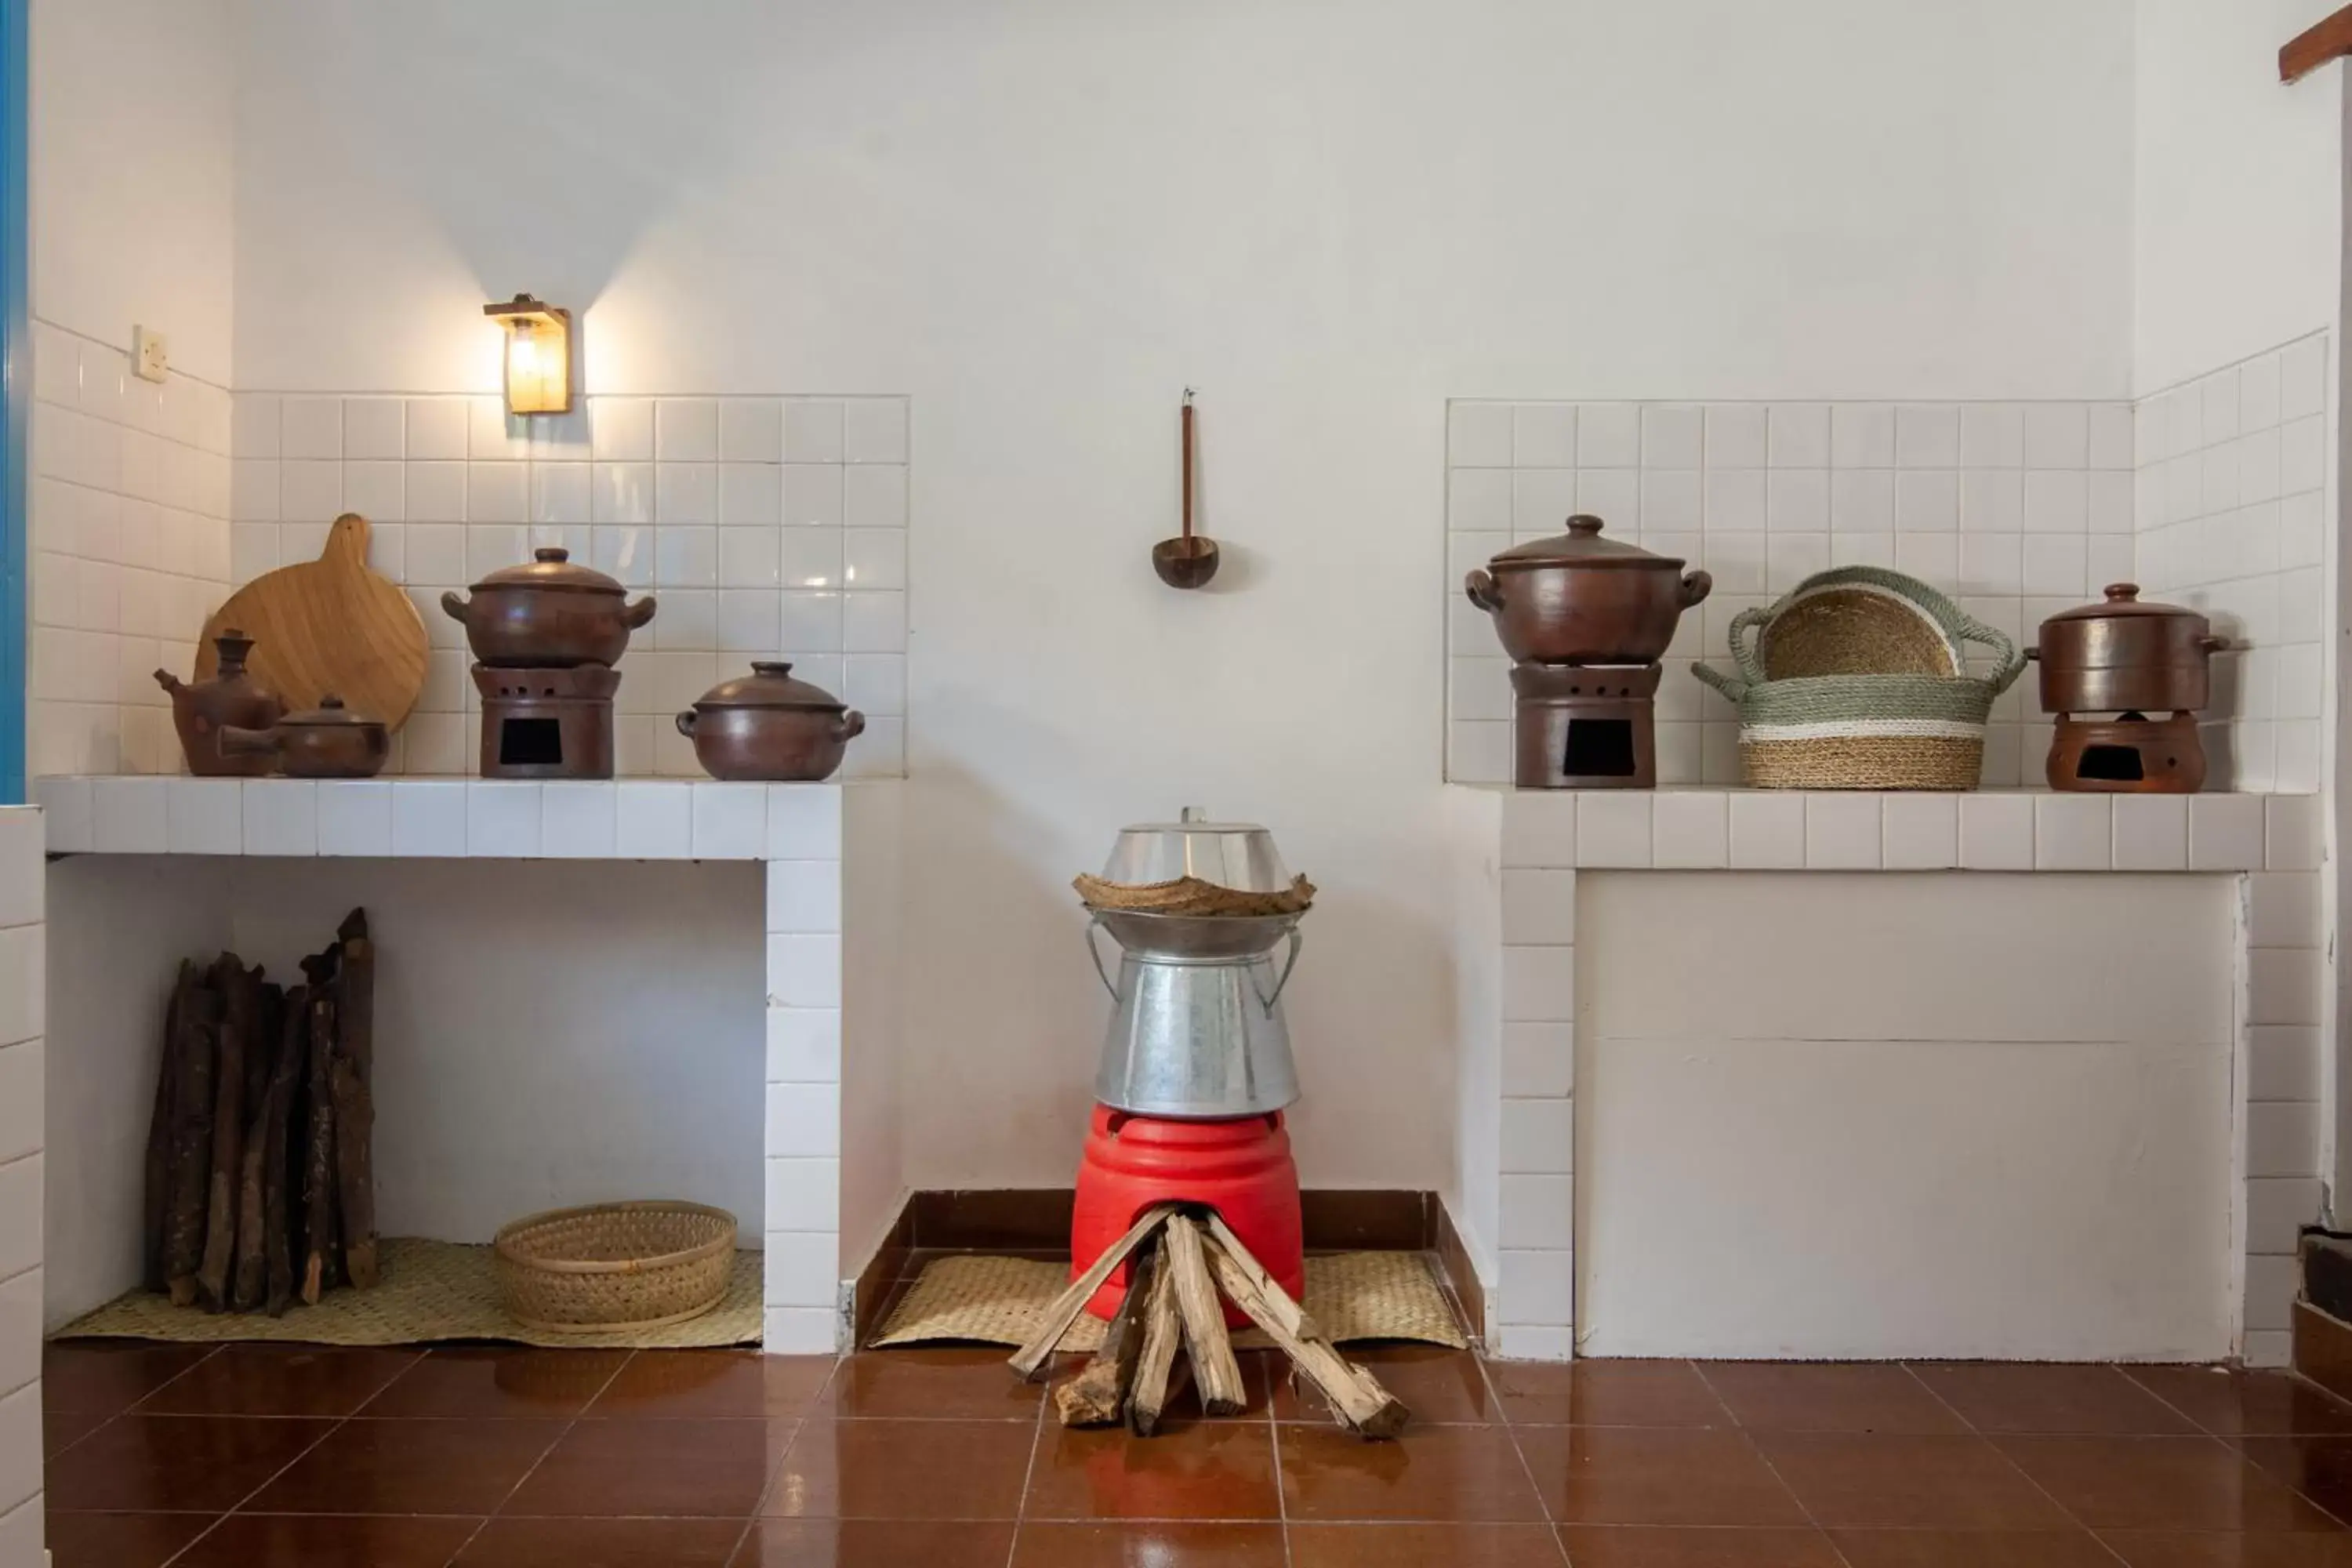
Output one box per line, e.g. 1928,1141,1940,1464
2032,583,2228,717
676,662,866,781
441,548,656,668
1465,515,1711,665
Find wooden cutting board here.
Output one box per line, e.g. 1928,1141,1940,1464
198,513,428,731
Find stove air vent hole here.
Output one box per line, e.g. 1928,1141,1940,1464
1563,719,1636,777
2075,744,2145,782
498,717,565,768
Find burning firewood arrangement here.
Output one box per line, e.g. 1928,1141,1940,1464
1010,1203,1407,1439
143,909,378,1315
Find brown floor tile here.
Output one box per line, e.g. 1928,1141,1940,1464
44,1406,111,1457
1701,1363,1969,1434
762,1417,1034,1519
132,1345,422,1417
501,1417,793,1517
1750,1432,2073,1530
361,1346,630,1417
585,1351,835,1418
41,1341,216,1415
1290,1523,1566,1566
1024,1418,1281,1521
172,1514,485,1567
1274,1345,1499,1424
1278,1422,1545,1521
1488,1360,1731,1426
1997,1435,2342,1533
821,1348,1049,1419
40,1510,216,1568
245,1415,568,1515
1011,1521,1288,1566
737,1519,1017,1566
45,1414,337,1512
1518,1426,1807,1527
1913,1363,2201,1435
2241,1434,2352,1515
1830,1528,2124,1566
2129,1369,2352,1438
1554,1525,1841,1566
459,1515,749,1566
2100,1534,2352,1566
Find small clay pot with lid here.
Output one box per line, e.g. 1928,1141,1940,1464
676,662,866,781
2033,583,2228,716
219,694,390,779
441,547,657,668
1465,515,1712,665
156,630,283,776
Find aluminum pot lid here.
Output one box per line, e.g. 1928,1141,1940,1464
467,546,626,596
1489,514,1683,571
1101,807,1293,891
690,661,846,711
280,693,380,728
2041,583,2208,625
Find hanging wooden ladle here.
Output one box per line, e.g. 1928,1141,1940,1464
1152,388,1219,589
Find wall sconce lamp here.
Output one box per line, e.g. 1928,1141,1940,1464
484,293,574,416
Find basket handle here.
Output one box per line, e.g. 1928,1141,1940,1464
1726,606,1770,686
1691,661,1746,705
1957,615,2027,695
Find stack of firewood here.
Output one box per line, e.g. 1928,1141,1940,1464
143,909,378,1316
1011,1203,1407,1440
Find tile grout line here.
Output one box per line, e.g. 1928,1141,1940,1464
733,1349,848,1567
1688,1359,1857,1568
437,1345,644,1566
1469,1348,1571,1563
1894,1363,2134,1566
1004,1352,1051,1568
1265,1351,1294,1567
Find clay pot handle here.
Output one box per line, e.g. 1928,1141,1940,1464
440,590,472,626
623,595,659,629
834,710,867,743
1463,568,1503,613
674,710,698,737
2199,633,2231,653
217,724,282,759
1678,569,1713,608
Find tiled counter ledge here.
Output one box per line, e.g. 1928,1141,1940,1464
31,775,898,1355
1446,785,2327,1366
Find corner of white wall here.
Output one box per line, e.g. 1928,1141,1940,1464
0,808,46,1559
1440,784,1504,1308
839,780,906,1288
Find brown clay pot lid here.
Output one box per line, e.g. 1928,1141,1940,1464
2042,583,2207,624
1489,514,1684,571
467,546,626,596
279,693,381,728
690,661,847,712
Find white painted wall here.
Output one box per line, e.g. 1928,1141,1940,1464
225,0,2138,1193
1573,873,2238,1361
0,809,45,1567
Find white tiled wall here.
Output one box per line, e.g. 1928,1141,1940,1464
2132,332,2328,793
1479,789,2320,1364
764,786,848,1352
0,808,45,1562
230,393,910,779
27,321,234,778
1445,398,2133,787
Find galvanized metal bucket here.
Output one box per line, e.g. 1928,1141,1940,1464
1086,913,1302,1119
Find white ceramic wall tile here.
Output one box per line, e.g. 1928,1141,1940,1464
765,1307,837,1355
764,1230,838,1308
1500,794,1576,868
2189,794,2267,871
1502,1022,1574,1098
315,780,394,856
766,1007,843,1084
2250,1025,2322,1104
1446,397,2118,783
1500,869,1577,945
1805,794,1881,869
1957,793,2034,871
465,782,543,857
2033,794,2111,871
1501,1098,1573,1174
1499,1249,1576,1327
1727,792,1805,869
165,777,242,855
765,1157,842,1232
1880,794,1958,869
765,1081,842,1158
1650,791,1728,869
2110,796,2188,871
1575,794,1652,868
1498,1174,1573,1250
1501,947,1575,1023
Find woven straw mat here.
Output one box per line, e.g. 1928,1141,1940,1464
53,1237,761,1349
873,1250,1466,1351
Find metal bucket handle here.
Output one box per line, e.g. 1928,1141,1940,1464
1248,927,1304,1016
1083,913,1119,1000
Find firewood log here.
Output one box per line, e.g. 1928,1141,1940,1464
299,988,339,1305
230,982,285,1312
1052,1248,1155,1428
1009,1203,1178,1381
1204,1233,1406,1439
332,909,377,1288
163,982,223,1307
143,962,198,1292
197,955,262,1312
263,984,306,1316
1163,1215,1246,1416
1127,1236,1184,1437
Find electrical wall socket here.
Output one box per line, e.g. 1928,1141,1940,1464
131,325,168,383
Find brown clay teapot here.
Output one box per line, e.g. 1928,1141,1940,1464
157,630,284,776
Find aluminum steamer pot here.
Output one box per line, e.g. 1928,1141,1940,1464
441,547,656,668
1465,514,1711,665
676,661,866,781
2032,583,2227,716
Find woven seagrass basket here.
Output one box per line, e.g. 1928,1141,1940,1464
1694,570,2026,789
493,1200,736,1334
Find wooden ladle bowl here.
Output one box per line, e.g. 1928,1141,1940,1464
1152,534,1220,590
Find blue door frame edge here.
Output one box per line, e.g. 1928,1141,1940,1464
0,0,24,804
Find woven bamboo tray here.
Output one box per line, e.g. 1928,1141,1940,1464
1758,568,1963,679
493,1201,737,1334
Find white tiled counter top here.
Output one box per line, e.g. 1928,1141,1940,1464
1458,786,2316,875
32,776,854,862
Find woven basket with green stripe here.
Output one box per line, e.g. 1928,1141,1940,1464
1693,568,2027,790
